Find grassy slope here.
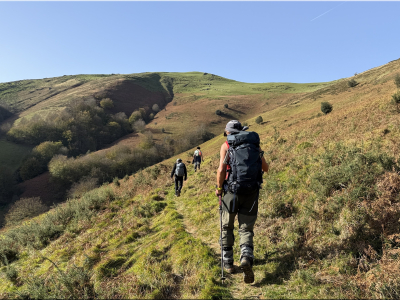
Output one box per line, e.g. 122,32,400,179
1,58,400,298
0,139,32,172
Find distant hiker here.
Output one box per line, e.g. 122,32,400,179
215,120,269,284
171,158,187,197
193,146,204,172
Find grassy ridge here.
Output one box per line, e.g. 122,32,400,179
0,164,230,299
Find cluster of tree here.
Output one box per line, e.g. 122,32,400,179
6,99,132,157
48,124,214,188
128,104,160,125
18,141,68,181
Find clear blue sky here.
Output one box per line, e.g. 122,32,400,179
1,1,399,84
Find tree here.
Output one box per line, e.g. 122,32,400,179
129,111,142,124
149,113,154,120
255,116,263,124
215,110,222,116
152,104,160,112
224,104,229,108
100,98,114,109
321,102,333,115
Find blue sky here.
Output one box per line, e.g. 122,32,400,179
0,1,399,84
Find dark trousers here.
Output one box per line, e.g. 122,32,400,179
174,176,183,192
221,190,259,247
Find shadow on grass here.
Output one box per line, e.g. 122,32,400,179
227,107,246,115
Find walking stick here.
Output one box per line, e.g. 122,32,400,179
218,195,226,282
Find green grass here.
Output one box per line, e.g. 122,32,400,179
0,139,32,172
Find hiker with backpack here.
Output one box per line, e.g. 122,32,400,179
171,158,187,197
215,120,269,284
193,146,204,172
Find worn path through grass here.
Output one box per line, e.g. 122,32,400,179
175,165,271,300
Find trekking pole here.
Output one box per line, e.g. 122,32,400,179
218,195,226,282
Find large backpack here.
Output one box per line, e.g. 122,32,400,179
175,162,185,177
226,131,263,194
194,149,202,157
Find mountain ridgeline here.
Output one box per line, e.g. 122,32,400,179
1,59,400,298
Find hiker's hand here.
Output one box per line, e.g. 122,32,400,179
215,189,223,197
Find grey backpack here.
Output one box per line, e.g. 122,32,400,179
226,131,263,194
175,162,185,177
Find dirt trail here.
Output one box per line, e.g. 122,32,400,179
174,197,265,299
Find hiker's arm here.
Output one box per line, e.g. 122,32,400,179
260,148,269,173
184,165,187,180
216,143,228,195
171,164,176,178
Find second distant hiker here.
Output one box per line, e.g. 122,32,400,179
171,158,187,197
193,146,204,172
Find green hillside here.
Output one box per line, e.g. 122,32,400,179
1,58,400,298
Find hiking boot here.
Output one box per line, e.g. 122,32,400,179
224,262,235,274
177,190,181,197
240,257,254,284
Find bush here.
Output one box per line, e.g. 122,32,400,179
321,102,333,115
152,104,160,112
129,111,142,124
133,120,146,133
100,98,114,109
215,110,222,116
68,177,99,199
392,91,400,112
255,116,263,124
394,73,400,89
5,197,48,227
149,113,154,120
348,78,358,87
224,104,228,108
162,128,165,133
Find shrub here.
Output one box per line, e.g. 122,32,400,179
100,98,114,109
392,91,400,112
5,197,48,227
348,78,358,87
133,120,146,133
321,102,333,115
113,177,120,186
255,116,263,124
215,110,222,116
394,73,400,89
129,111,142,124
68,177,99,199
162,128,165,133
149,113,154,120
224,104,228,108
152,104,160,112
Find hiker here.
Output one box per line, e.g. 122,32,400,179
193,146,204,172
215,120,269,284
171,158,187,197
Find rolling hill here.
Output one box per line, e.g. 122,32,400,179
1,58,400,298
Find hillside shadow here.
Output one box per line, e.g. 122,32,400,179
0,105,13,123
227,107,246,115
219,112,236,119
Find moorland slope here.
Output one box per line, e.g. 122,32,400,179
1,58,400,298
